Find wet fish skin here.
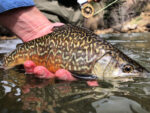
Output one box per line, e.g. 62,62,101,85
3,24,149,80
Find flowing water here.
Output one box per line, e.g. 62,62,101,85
0,33,150,113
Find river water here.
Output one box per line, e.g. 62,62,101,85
0,33,150,113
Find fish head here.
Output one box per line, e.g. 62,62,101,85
93,51,149,82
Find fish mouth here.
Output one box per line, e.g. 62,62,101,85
112,72,150,82
101,71,150,82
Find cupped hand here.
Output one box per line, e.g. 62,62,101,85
24,61,99,86
24,60,77,81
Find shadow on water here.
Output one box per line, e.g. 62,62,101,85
0,34,150,113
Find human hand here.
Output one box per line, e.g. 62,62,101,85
23,22,64,42
0,6,97,85
24,60,77,81
0,6,64,42
24,60,99,86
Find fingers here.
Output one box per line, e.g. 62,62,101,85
24,61,55,79
55,69,77,81
33,66,55,79
24,61,79,82
52,22,64,27
87,81,99,86
48,22,64,33
24,60,36,74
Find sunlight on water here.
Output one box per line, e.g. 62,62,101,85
0,33,150,113
0,39,22,53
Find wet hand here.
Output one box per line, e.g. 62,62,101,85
24,60,77,81
24,61,99,86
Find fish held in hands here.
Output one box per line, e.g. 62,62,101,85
3,25,149,82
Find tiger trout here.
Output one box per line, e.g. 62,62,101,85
3,24,149,81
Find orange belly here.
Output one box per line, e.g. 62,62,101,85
29,54,63,73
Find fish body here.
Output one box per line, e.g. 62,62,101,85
3,25,149,80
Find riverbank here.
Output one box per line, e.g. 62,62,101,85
0,1,150,40
95,2,150,34
95,10,150,34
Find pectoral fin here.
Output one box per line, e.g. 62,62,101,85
71,72,98,80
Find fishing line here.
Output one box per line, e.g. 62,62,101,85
94,0,119,16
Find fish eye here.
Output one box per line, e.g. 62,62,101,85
122,64,134,73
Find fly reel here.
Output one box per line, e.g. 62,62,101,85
81,2,101,18
81,3,94,18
